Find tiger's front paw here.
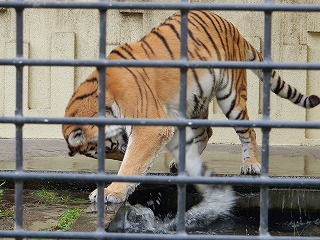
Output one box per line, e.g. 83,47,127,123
240,159,261,175
89,184,128,203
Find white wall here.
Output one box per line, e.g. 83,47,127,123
0,0,319,145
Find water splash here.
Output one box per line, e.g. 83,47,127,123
123,185,236,234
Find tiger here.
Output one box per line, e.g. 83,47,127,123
62,10,320,208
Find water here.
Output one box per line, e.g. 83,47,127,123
112,202,320,236
1,188,320,236
107,185,320,236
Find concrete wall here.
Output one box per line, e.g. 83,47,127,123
0,0,319,145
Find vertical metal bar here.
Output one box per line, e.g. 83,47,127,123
97,2,107,233
260,0,273,237
15,4,24,240
177,0,189,235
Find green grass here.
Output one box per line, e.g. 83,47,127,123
0,208,14,219
42,208,82,232
0,181,14,220
33,189,87,205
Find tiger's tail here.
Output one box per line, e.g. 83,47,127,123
245,41,320,109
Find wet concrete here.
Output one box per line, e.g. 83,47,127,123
70,203,124,232
1,139,320,176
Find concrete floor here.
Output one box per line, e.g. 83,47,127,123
1,139,320,176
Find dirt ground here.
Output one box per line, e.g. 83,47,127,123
0,189,88,232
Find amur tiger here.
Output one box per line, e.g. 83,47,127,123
62,10,320,211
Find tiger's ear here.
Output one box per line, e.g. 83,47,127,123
68,128,85,147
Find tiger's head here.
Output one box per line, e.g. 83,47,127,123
62,72,128,161
62,124,128,160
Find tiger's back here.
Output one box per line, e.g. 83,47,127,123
62,10,319,214
105,10,250,119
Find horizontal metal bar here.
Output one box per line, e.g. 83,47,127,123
0,116,320,129
0,229,320,240
1,58,320,70
0,171,320,188
2,1,320,12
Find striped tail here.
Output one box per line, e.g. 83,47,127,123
246,42,320,109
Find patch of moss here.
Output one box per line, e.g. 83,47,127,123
33,189,87,205
42,208,82,232
0,209,14,220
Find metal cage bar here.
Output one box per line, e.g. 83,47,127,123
0,1,319,240
176,0,189,234
259,0,273,236
96,2,108,232
14,4,24,240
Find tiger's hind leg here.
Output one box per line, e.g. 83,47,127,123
168,126,212,175
216,71,261,175
166,127,216,194
168,109,213,175
166,126,235,222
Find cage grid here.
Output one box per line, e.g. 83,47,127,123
0,1,320,239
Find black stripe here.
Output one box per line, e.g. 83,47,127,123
236,128,250,134
272,77,282,94
110,49,127,59
193,35,212,57
141,39,155,55
71,90,96,105
217,84,232,100
291,88,297,99
235,111,244,120
226,99,236,119
125,43,133,51
273,77,285,95
163,23,180,40
221,19,231,60
193,94,200,113
137,70,160,116
141,43,151,58
303,97,308,108
121,45,136,60
188,49,195,59
294,93,303,104
194,129,207,144
86,77,97,83
188,29,200,46
152,31,174,59
125,68,144,108
287,85,292,99
191,69,204,97
186,138,194,145
188,17,200,30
